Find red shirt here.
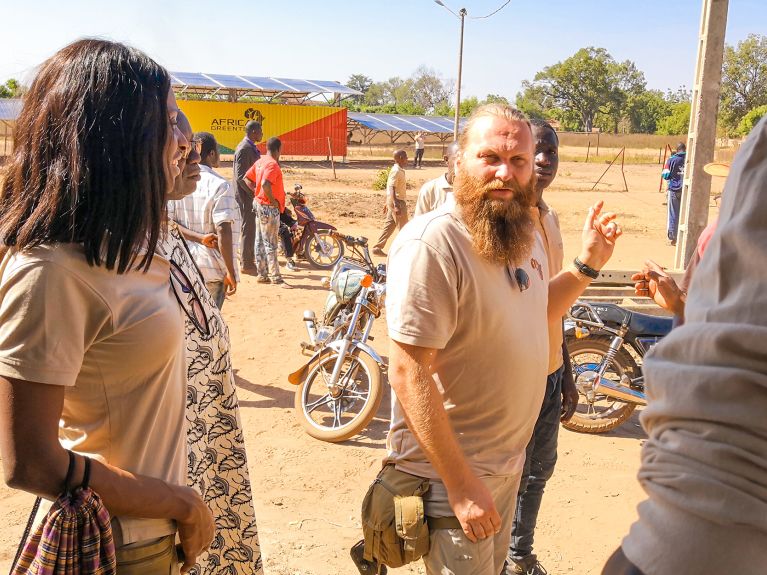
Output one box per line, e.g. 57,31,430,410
245,155,285,212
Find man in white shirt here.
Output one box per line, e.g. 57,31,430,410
414,132,425,168
169,132,241,309
414,141,458,216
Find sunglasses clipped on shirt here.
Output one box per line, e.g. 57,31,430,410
169,260,210,336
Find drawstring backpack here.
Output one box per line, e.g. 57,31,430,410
9,450,117,575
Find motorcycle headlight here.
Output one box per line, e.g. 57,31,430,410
331,269,365,303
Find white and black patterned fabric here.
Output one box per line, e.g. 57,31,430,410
158,223,262,575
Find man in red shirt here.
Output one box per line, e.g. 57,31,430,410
245,137,288,286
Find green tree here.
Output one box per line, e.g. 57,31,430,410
410,66,452,114
626,90,673,133
346,74,373,104
484,94,510,106
736,104,767,136
657,102,691,135
720,34,767,134
515,82,550,121
0,78,23,98
532,47,642,132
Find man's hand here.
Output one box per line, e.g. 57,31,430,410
201,233,218,250
561,373,579,422
631,259,685,316
175,486,215,574
578,201,622,271
447,475,502,543
224,272,237,296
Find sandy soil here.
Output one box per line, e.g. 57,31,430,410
0,159,723,574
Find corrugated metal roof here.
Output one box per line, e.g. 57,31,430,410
0,98,22,121
348,112,465,134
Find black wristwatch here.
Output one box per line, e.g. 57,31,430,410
573,257,600,280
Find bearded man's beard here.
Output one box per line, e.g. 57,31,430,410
454,167,537,265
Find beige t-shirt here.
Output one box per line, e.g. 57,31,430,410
387,164,407,201
535,201,565,373
414,174,453,217
385,204,550,480
0,243,187,545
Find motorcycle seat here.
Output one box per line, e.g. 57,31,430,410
629,311,673,337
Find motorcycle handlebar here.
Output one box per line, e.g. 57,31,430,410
330,230,368,247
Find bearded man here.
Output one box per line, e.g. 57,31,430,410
383,104,621,575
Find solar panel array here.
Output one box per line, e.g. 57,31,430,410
0,98,22,121
170,72,361,96
348,112,465,134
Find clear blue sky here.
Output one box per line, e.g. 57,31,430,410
1,0,763,100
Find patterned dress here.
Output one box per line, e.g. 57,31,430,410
157,222,263,575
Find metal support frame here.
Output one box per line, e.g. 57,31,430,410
674,0,729,270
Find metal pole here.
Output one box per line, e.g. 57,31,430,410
674,0,728,269
453,8,467,141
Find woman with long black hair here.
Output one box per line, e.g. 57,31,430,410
0,39,214,573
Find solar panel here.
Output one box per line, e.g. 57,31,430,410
169,70,361,96
304,80,362,95
348,112,463,134
271,78,322,93
0,98,22,121
171,72,221,88
203,74,256,90
238,76,298,92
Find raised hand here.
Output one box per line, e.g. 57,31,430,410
578,200,622,271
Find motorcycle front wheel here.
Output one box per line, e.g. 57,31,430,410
563,336,639,434
295,349,383,442
304,230,344,269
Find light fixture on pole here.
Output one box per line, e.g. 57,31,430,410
434,0,512,141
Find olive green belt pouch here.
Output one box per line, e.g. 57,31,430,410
359,464,461,568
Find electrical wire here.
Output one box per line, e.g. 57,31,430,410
469,0,512,19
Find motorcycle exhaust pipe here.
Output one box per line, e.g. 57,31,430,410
596,378,647,406
303,310,317,344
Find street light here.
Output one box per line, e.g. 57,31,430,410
435,1,466,140
434,0,512,140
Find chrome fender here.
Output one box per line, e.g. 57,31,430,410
287,340,384,385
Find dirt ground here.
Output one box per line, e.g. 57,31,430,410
0,159,723,574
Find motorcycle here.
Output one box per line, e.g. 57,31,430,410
288,232,387,442
563,301,673,434
285,184,344,269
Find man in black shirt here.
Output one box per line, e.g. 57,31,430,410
233,120,263,271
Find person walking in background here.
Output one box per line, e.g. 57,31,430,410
234,120,262,273
245,137,289,286
661,142,686,246
162,111,263,574
414,131,425,168
372,149,408,256
382,104,621,575
0,39,214,573
505,119,578,575
602,117,767,575
414,141,459,216
169,131,241,309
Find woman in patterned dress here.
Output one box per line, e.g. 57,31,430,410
162,110,263,575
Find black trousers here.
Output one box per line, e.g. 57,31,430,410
237,190,256,266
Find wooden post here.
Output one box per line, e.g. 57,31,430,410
586,141,591,163
658,144,671,193
620,147,629,192
327,137,337,180
674,0,729,270
596,132,600,158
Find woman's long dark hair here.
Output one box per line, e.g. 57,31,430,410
0,39,171,273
